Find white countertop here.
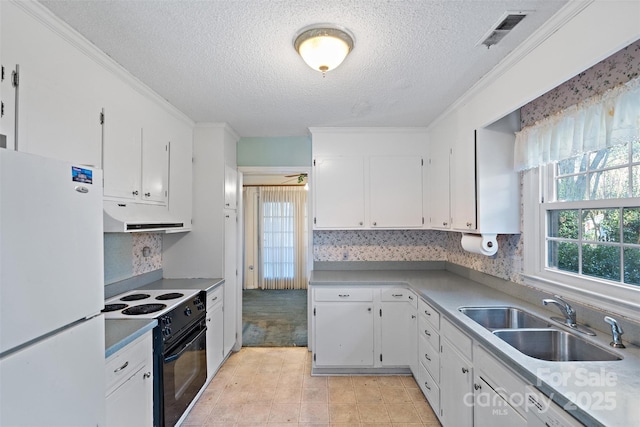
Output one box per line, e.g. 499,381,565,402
310,269,640,427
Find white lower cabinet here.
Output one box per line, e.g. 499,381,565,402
206,285,225,379
311,286,416,371
380,288,417,367
105,332,153,427
440,319,474,427
313,288,374,367
473,345,527,427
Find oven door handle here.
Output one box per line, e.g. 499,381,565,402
164,326,207,363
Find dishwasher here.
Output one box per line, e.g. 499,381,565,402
526,386,584,427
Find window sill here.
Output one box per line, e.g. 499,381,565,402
522,272,640,322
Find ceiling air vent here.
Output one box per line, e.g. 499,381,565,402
477,11,529,48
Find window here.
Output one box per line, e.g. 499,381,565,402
524,143,640,318
262,201,295,280
545,143,640,287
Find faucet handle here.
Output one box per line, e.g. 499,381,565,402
553,295,575,315
604,316,625,348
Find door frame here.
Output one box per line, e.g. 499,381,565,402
237,166,313,289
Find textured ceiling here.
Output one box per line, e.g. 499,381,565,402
40,0,568,137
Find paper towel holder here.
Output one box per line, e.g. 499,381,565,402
461,233,498,256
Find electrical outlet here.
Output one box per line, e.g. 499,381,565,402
342,250,349,260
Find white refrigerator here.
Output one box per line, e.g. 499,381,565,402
0,148,106,426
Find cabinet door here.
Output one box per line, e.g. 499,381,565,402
474,376,526,427
223,210,238,355
313,157,365,228
428,141,451,229
380,301,417,366
103,107,142,200
206,301,225,378
106,366,153,427
369,156,423,228
314,302,374,366
0,64,17,150
450,133,476,231
440,339,473,426
224,165,237,209
140,130,168,204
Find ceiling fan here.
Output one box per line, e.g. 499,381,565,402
284,173,308,184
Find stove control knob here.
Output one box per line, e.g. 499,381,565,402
185,307,192,316
163,327,171,336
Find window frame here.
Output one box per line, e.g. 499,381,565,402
522,166,640,321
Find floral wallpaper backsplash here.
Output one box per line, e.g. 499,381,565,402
521,40,640,127
132,233,162,275
313,230,524,284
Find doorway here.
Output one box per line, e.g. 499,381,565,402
238,167,312,347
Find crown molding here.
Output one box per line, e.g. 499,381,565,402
11,0,194,127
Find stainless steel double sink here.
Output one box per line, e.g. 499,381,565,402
459,307,621,362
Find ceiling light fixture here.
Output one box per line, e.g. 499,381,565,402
294,24,354,76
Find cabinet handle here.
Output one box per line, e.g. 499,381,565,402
114,361,129,373
391,293,403,297
461,367,469,374
359,221,363,226
132,190,139,196
467,222,472,227
408,295,414,300
443,221,448,226
367,307,372,312
424,353,431,361
424,381,431,391
145,192,151,197
424,329,431,337
373,221,377,226
143,372,151,379
338,294,350,298
474,383,481,390
207,317,211,322
211,296,218,302
424,310,431,316
411,315,416,319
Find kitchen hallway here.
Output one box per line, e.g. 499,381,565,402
183,347,441,426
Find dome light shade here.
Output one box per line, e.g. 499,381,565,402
294,25,354,75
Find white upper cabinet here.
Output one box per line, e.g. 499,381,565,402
103,108,168,206
369,156,423,228
427,135,451,230
450,111,520,234
313,156,365,228
140,128,169,204
224,165,238,210
311,128,428,230
102,107,142,201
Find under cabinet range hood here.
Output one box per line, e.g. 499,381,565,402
103,200,184,232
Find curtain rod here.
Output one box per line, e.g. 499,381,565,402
243,184,306,187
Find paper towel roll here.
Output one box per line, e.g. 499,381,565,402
461,233,498,256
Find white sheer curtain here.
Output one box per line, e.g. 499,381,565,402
515,78,640,171
259,186,308,290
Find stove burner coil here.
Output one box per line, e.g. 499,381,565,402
155,292,184,301
122,303,167,315
101,303,128,312
120,293,151,302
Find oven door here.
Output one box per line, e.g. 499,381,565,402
162,320,207,427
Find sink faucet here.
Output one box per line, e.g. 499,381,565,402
604,316,626,348
543,295,576,326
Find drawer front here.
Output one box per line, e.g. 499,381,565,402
419,335,440,381
441,318,472,360
418,298,440,330
418,362,440,413
419,319,440,350
381,288,418,308
314,287,373,302
105,332,152,394
207,285,223,308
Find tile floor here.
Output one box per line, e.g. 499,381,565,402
182,347,442,426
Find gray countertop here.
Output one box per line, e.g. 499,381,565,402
104,278,224,359
139,277,224,293
105,318,157,358
310,269,640,427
